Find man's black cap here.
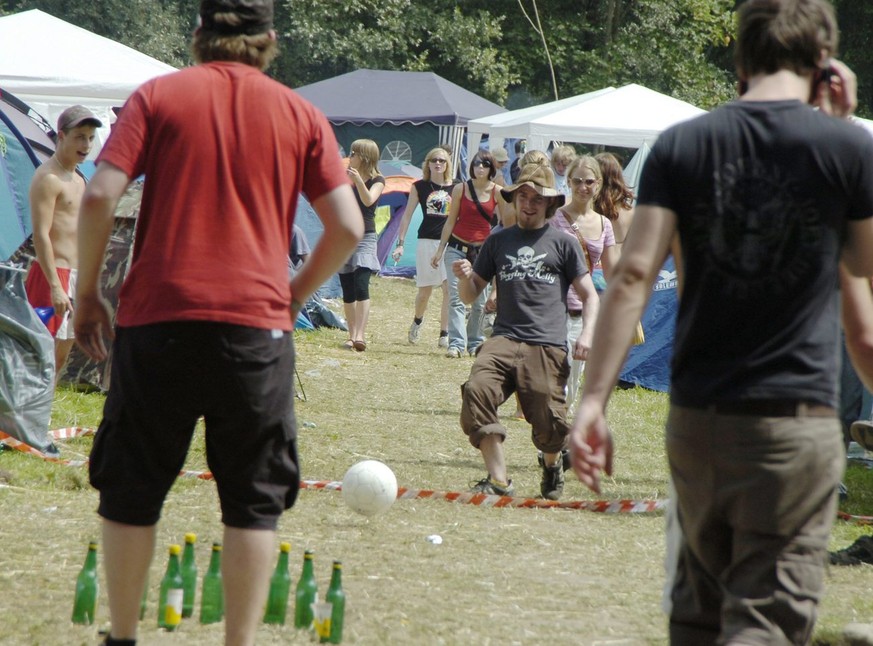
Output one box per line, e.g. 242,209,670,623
200,0,273,36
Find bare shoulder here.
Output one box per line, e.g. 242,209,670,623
29,163,64,196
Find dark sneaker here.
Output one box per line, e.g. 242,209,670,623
829,535,873,566
537,449,572,472
540,462,564,500
839,481,849,502
851,420,873,452
469,477,514,496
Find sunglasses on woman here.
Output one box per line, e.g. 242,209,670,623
570,177,597,187
430,158,448,164
473,160,492,168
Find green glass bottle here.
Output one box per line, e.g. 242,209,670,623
158,544,184,631
322,560,345,644
294,549,318,630
200,542,224,625
263,541,292,624
181,532,198,618
71,542,99,625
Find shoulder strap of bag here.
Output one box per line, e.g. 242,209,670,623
467,179,495,225
562,208,592,272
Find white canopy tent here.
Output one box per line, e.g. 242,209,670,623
466,87,616,158
488,83,706,153
0,9,176,155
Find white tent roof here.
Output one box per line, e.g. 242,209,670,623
0,9,176,154
489,83,706,151
466,87,616,155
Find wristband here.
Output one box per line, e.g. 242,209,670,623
396,240,404,247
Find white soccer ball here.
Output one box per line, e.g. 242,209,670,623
342,460,398,516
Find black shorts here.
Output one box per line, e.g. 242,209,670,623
90,322,299,530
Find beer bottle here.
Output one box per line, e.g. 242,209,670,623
181,533,197,618
158,544,184,631
322,560,345,644
200,542,224,624
294,549,318,630
263,541,292,624
71,542,98,625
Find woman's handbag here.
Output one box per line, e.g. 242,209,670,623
562,209,645,345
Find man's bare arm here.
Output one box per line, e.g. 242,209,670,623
452,259,488,304
841,265,873,392
29,173,69,312
74,162,131,361
290,184,363,310
569,204,676,493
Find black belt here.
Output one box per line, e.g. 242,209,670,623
568,309,583,318
447,237,481,254
688,399,836,418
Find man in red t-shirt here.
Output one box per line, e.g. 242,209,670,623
74,1,362,643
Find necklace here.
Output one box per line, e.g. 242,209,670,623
51,155,75,179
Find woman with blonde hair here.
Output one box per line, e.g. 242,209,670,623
550,145,577,198
340,139,385,351
392,147,456,346
594,152,635,250
549,155,617,408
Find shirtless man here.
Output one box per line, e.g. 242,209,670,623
25,105,102,382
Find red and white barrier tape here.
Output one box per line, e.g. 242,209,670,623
300,479,666,513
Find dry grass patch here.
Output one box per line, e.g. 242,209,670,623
1,275,873,645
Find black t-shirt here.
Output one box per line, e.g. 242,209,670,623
639,100,873,408
355,175,385,234
474,224,587,347
414,179,455,240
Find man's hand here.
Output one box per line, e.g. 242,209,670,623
430,249,443,269
816,59,857,118
569,399,614,494
572,332,591,361
74,293,114,362
50,284,73,321
452,258,472,279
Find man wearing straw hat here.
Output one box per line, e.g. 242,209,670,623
452,163,599,500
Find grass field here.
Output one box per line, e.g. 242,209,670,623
2,276,873,645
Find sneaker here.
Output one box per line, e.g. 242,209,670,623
851,420,873,452
537,449,572,472
830,535,873,566
469,476,514,496
540,461,565,500
839,481,849,502
437,336,449,348
408,321,422,345
445,347,461,358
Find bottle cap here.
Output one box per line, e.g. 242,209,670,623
184,532,197,543
304,549,314,557
88,541,98,550
333,560,342,567
279,541,291,553
169,544,181,556
212,542,222,551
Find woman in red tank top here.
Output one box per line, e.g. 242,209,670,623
431,151,507,357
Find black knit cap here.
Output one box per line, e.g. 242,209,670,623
200,0,273,36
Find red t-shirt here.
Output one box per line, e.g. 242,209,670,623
98,62,345,331
452,184,496,243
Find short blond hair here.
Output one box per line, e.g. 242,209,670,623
191,29,277,70
349,139,381,177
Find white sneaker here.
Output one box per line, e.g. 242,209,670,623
437,336,448,348
445,347,461,358
408,322,422,344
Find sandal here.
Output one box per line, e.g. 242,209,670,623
353,340,367,352
342,339,355,349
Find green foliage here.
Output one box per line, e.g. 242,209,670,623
275,0,517,102
5,0,192,66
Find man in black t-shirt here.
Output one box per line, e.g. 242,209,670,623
569,1,873,643
452,164,599,500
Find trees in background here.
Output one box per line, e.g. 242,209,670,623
1,0,870,115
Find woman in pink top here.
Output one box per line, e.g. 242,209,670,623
549,155,618,410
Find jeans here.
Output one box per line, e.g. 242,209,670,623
444,243,486,353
